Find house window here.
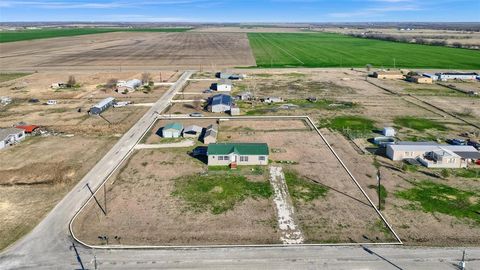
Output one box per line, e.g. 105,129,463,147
223,156,229,161
218,156,223,161
259,156,265,161
240,156,249,162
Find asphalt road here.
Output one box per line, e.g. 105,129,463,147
1,70,479,269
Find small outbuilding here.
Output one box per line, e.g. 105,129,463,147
0,127,25,150
202,124,218,144
162,122,183,138
236,91,252,101
212,79,232,92
89,97,115,115
382,127,395,137
183,125,203,138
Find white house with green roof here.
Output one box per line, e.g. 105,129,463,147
207,142,269,166
162,122,183,138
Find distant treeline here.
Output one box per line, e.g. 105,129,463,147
347,33,479,50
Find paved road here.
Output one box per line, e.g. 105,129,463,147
0,70,194,269
1,69,479,269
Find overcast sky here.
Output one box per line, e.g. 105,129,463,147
0,0,479,22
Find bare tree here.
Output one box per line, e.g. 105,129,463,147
67,75,76,86
141,72,151,85
105,78,118,90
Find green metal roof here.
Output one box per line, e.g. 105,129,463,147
207,143,269,156
164,122,183,131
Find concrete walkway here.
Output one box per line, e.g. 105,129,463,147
269,166,304,244
135,140,195,149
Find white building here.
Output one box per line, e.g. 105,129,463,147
382,127,395,137
117,79,142,93
435,72,478,81
213,79,232,92
386,142,480,168
207,143,269,166
0,127,25,150
162,122,183,138
183,125,203,138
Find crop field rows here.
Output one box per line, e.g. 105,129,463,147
248,33,480,69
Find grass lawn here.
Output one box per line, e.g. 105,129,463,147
0,27,191,43
172,173,272,214
319,115,376,138
284,170,328,203
0,73,31,83
396,181,480,223
394,116,447,131
455,168,480,179
248,33,480,69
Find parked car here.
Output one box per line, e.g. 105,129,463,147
189,112,204,117
203,89,213,93
447,138,467,145
28,98,40,103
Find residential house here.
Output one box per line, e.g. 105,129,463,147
208,94,232,113
207,142,269,166
162,122,183,138
386,142,480,168
89,97,115,115
0,127,25,150
116,79,142,93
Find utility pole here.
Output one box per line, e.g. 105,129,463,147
104,183,107,215
459,250,466,270
377,169,382,210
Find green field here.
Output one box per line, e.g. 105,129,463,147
0,27,191,43
394,116,447,131
248,33,480,69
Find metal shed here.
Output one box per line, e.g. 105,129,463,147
162,122,183,138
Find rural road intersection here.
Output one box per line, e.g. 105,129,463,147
0,70,479,269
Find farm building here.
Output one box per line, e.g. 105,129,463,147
386,142,480,168
202,124,218,144
422,73,439,81
183,125,203,138
162,122,183,138
0,127,25,150
211,79,232,92
435,72,478,81
406,75,433,84
117,79,142,93
230,106,240,116
382,127,395,137
208,94,232,113
89,97,115,115
373,70,404,79
207,142,269,166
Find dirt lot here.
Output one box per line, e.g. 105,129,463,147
72,148,281,245
322,130,480,246
73,119,395,245
0,32,256,71
0,136,115,250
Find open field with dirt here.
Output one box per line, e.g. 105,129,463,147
0,32,256,71
72,118,395,246
0,70,177,250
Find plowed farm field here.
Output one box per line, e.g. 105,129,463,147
0,32,256,71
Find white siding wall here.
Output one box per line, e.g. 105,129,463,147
208,154,269,166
